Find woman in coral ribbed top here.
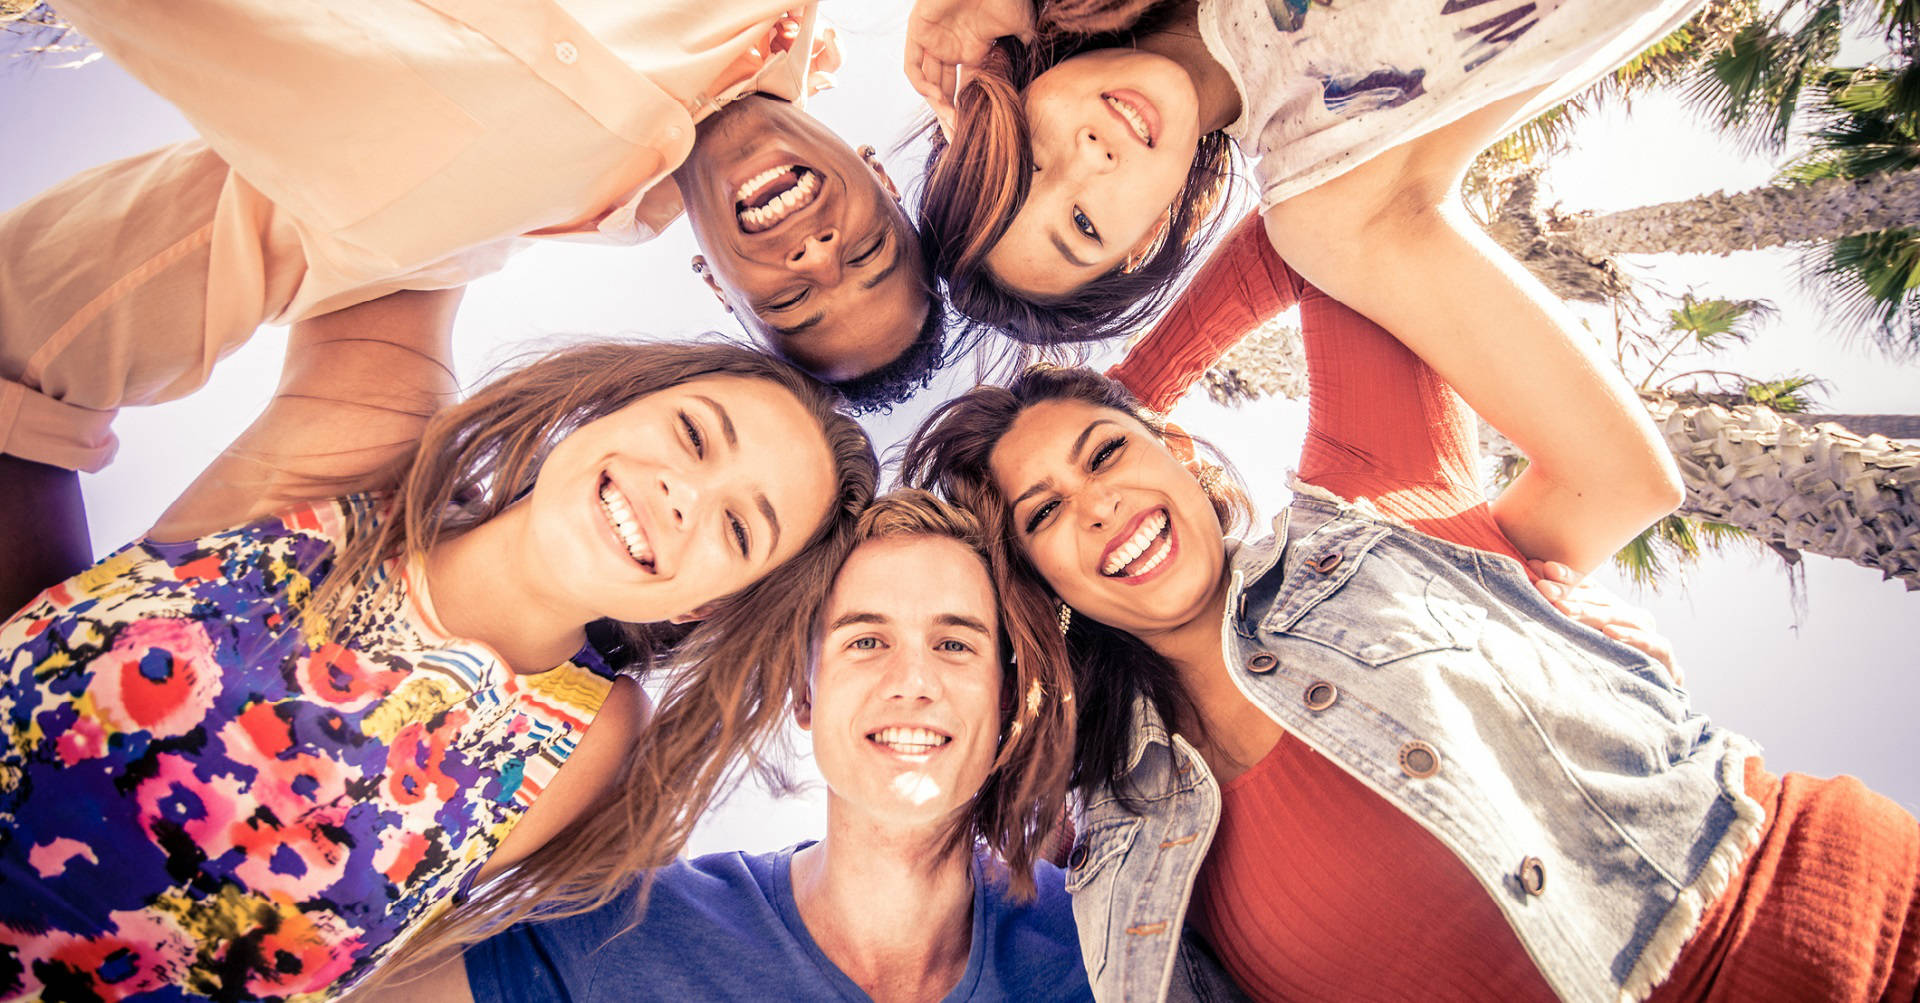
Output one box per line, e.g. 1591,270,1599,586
1105,212,1920,1001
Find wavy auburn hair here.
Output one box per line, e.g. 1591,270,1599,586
822,490,1076,899
326,340,878,987
917,2,1235,350
896,366,1249,804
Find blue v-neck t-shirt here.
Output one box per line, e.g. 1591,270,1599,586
463,842,1092,1002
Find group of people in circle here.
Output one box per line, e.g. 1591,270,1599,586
2,0,1916,1000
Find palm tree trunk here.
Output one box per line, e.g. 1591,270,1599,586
1642,397,1920,590
1486,169,1920,303
1797,413,1920,441
1566,169,1920,257
1201,321,1920,588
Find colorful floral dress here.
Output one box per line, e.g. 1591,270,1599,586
0,495,616,1002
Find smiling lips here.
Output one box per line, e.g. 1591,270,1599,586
1101,508,1173,579
867,725,952,756
597,473,657,572
1101,90,1157,148
734,164,822,233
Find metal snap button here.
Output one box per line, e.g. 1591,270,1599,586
1519,856,1547,896
1306,552,1342,573
1067,844,1089,870
1398,740,1440,778
1303,680,1337,711
554,40,580,64
1247,652,1278,674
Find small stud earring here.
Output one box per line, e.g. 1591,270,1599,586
690,258,706,275
857,144,878,161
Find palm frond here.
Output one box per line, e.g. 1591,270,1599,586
1794,227,1920,354
1686,1,1844,155
1611,514,1763,590
1668,293,1778,349
1741,373,1828,410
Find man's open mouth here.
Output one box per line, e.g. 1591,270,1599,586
734,164,822,233
867,726,951,755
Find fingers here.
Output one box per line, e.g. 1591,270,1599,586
1531,567,1684,685
1525,558,1579,584
1598,622,1681,684
904,43,959,132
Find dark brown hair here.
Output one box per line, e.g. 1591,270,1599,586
822,490,1075,899
324,340,878,983
916,4,1236,351
896,366,1249,803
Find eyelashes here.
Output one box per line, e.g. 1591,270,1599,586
1021,435,1128,534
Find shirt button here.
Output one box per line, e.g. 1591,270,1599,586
1398,740,1440,778
554,40,579,64
1246,652,1277,674
1303,680,1337,711
1518,856,1547,896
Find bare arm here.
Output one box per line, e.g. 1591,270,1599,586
477,675,652,882
150,288,464,542
1261,92,1682,574
350,955,476,1003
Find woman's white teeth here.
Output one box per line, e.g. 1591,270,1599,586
1105,94,1152,146
598,478,654,570
869,726,950,753
1103,510,1171,577
736,169,819,232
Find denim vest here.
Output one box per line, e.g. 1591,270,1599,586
1064,494,1764,1003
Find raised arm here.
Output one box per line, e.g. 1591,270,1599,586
150,288,464,541
1108,211,1305,411
1260,92,1683,575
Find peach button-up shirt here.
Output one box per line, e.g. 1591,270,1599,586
0,0,838,471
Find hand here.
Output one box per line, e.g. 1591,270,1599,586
903,0,1035,137
1529,560,1683,686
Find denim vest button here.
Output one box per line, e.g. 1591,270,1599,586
1398,741,1440,778
1306,552,1342,573
1519,856,1547,896
1068,843,1090,870
1303,680,1337,711
1247,653,1278,674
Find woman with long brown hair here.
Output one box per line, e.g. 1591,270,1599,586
0,288,878,1001
898,247,1920,1000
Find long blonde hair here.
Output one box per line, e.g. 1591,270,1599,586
335,340,878,986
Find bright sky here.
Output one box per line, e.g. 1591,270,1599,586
2,3,1914,853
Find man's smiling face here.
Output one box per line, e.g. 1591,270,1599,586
676,96,931,383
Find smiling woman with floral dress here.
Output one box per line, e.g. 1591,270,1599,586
0,289,877,1001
